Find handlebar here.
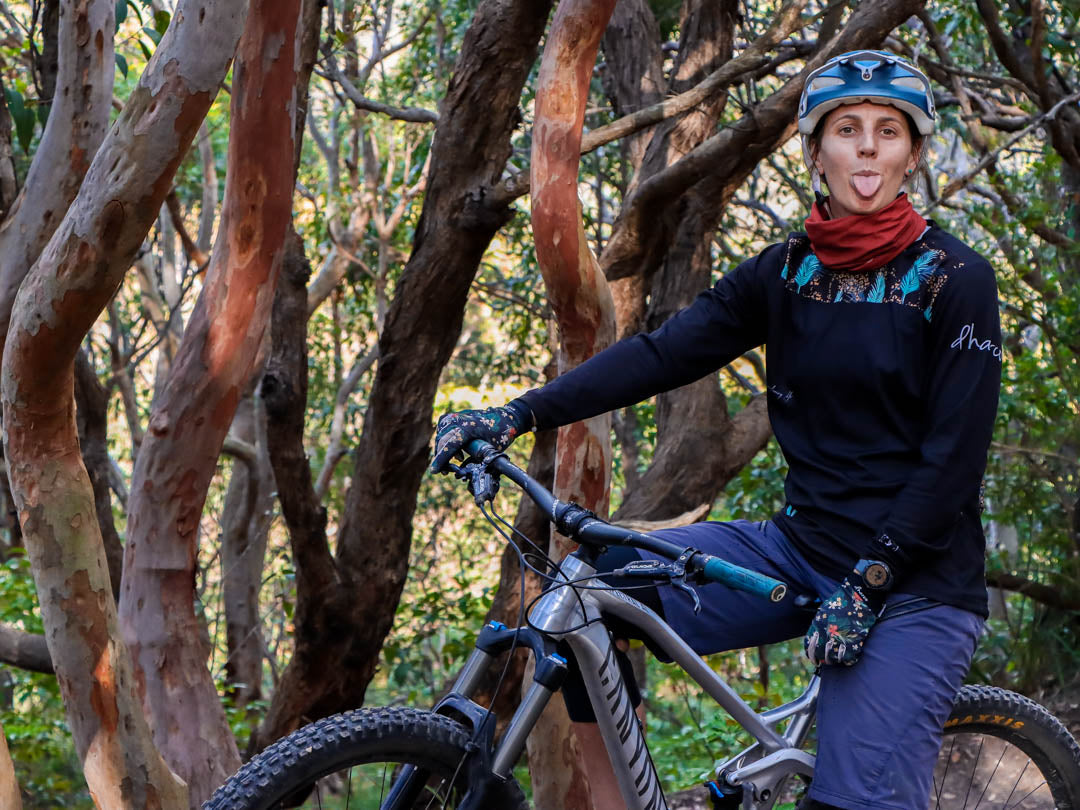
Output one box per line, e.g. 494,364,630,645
461,439,789,604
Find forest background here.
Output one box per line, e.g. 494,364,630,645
0,0,1077,807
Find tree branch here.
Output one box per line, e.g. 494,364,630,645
984,570,1080,612
929,91,1080,209
0,623,52,674
321,44,438,124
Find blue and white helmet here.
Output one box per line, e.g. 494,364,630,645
798,50,935,136
799,50,935,193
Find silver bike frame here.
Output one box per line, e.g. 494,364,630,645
490,553,819,810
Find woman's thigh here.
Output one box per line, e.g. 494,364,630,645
639,519,834,655
809,601,985,809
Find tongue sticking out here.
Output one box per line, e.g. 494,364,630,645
852,174,882,199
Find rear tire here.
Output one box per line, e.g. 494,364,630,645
932,684,1080,809
202,706,528,810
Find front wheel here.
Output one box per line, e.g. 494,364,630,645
202,706,528,810
932,684,1080,809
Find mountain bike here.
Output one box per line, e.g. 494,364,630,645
204,439,1080,810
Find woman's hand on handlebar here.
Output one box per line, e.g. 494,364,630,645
430,399,534,473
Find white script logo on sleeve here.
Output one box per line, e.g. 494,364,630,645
950,322,1003,361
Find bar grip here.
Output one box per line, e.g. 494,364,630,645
700,557,787,603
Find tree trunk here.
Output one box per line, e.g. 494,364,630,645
0,0,115,357
1,0,248,801
73,349,124,600
527,2,618,807
0,83,17,220
118,1,300,802
220,394,275,707
0,722,21,810
252,0,554,750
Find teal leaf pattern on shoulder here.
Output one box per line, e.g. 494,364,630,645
899,249,944,302
867,272,886,303
794,253,821,292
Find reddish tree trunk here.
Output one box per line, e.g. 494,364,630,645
118,1,301,802
1,0,248,804
527,1,618,807
0,722,20,810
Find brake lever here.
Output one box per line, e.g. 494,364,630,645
671,576,702,614
614,559,702,614
671,551,702,614
453,461,500,506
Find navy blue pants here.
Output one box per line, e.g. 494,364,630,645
562,519,984,810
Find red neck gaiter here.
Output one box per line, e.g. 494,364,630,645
804,193,926,272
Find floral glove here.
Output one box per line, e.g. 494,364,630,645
430,400,533,473
803,577,885,667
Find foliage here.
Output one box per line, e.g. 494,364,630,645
0,0,1079,804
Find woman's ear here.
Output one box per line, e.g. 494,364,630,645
907,139,923,176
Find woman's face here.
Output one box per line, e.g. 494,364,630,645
812,102,920,218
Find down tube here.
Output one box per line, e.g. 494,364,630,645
565,622,668,810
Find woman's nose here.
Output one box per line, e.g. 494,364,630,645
857,133,877,156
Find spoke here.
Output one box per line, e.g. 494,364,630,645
971,742,1008,810
936,735,957,808
1008,780,1051,808
1002,758,1031,808
344,763,353,809
961,735,985,810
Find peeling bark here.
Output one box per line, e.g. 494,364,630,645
118,1,300,802
0,0,114,359
1,0,249,806
528,1,618,807
0,721,21,810
253,0,554,749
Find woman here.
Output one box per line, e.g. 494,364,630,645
432,51,1001,810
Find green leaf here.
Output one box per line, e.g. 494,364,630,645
115,0,128,27
153,9,170,35
138,37,153,60
4,88,34,152
115,52,128,78
143,26,162,45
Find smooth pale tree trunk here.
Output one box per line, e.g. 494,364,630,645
1,1,248,805
0,721,21,810
118,0,301,802
527,2,618,808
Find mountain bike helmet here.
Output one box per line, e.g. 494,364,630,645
798,50,935,136
799,50,935,194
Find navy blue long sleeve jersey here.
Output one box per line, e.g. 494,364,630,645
519,224,1002,615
